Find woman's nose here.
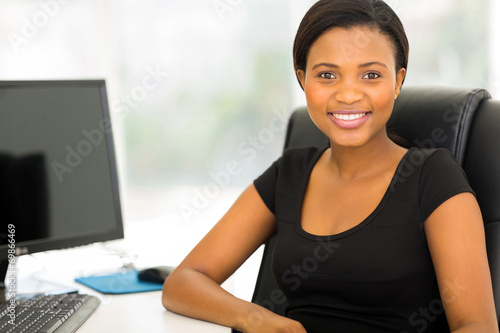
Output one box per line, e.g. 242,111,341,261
334,80,363,105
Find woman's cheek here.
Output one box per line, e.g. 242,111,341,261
305,82,331,110
370,86,395,113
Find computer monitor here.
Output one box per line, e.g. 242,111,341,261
0,80,124,288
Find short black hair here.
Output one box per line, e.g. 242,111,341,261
293,0,409,88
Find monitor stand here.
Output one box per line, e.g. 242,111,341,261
0,259,77,301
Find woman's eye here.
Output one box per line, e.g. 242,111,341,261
319,72,336,80
363,72,381,80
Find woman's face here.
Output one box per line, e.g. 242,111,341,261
297,26,406,149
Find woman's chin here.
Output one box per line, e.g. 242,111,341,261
328,134,370,149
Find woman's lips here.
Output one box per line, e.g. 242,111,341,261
328,111,372,129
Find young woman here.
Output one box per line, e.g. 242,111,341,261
162,0,498,332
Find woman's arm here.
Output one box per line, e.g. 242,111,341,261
424,192,498,333
162,184,307,332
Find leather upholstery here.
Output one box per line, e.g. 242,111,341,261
251,87,500,324
462,98,500,321
389,87,490,164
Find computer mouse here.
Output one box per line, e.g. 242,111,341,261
137,265,175,284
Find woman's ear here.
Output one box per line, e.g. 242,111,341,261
394,68,406,98
297,69,306,91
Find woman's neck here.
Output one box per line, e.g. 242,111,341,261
326,136,407,181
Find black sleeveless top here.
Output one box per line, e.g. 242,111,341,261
254,147,474,333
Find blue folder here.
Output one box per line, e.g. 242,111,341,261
75,270,163,294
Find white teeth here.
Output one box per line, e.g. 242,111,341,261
331,113,367,121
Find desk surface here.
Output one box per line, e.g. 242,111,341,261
14,266,232,333
77,291,230,333
11,218,261,333
14,272,231,333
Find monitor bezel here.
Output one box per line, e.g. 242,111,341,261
0,79,125,260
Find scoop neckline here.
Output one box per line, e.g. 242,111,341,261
295,147,413,241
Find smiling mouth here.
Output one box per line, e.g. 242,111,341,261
329,112,370,121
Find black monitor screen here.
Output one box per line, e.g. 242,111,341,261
0,80,124,259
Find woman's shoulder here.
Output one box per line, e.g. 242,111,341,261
268,146,328,182
407,147,459,169
406,147,471,191
406,148,474,222
282,146,328,163
390,147,464,194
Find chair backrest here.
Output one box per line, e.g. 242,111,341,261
251,87,500,323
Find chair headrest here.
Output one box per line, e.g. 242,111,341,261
389,87,491,165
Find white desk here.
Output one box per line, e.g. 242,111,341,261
11,216,262,332
76,291,230,333
12,242,261,332
14,267,232,333
13,258,234,333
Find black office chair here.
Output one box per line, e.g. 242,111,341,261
251,87,500,325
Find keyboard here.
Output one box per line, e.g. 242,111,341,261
0,293,100,333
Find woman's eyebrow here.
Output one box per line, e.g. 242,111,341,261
311,61,389,70
311,62,339,70
359,61,388,69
